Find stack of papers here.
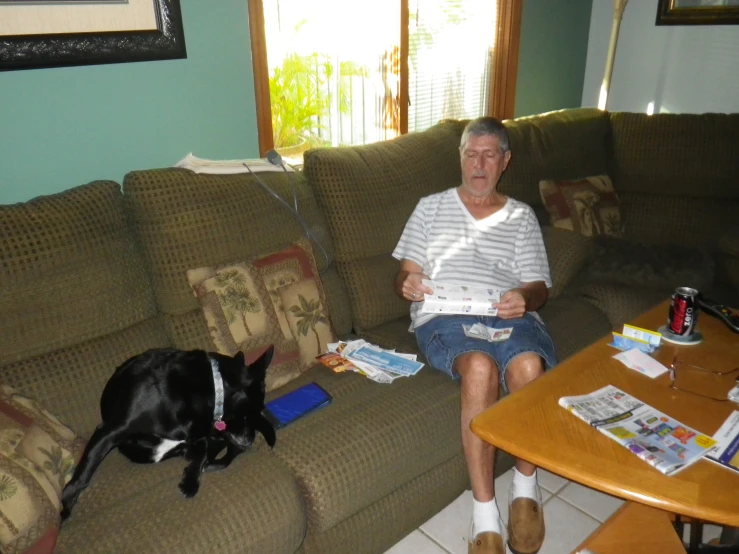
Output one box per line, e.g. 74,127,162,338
174,153,296,175
316,339,424,384
707,411,739,473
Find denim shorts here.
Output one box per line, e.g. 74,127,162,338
414,313,557,392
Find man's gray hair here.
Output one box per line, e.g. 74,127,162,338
460,117,510,153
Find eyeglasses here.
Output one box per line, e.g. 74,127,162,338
668,356,739,401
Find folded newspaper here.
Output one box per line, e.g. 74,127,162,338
559,385,717,476
706,410,739,473
316,339,424,384
421,279,502,316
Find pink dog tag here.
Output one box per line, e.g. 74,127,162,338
214,420,227,431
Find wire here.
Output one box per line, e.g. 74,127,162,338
241,162,331,272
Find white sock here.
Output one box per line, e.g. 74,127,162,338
472,498,501,538
512,467,538,501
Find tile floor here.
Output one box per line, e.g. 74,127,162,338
384,468,723,554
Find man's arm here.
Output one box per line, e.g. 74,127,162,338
495,281,549,319
395,259,433,301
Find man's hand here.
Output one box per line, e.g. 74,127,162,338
395,260,433,302
494,282,549,319
495,289,527,319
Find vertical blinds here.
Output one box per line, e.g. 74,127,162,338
408,0,498,132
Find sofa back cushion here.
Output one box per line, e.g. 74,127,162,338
498,108,612,208
123,168,353,346
304,120,467,332
610,112,739,199
0,182,166,433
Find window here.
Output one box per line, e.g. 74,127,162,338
248,0,521,160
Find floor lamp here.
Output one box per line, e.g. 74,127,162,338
598,0,629,110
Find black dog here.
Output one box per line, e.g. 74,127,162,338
61,346,276,521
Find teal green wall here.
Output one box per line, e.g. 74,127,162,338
1,0,593,204
0,0,258,204
514,0,592,118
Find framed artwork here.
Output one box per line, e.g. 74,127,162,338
656,0,739,25
0,0,186,71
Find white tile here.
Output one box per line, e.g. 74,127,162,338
557,481,625,523
537,468,570,495
535,497,601,554
420,490,473,554
383,530,448,554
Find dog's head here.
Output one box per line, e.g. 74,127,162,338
218,346,275,449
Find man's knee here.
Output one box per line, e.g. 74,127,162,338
454,351,499,383
505,352,544,389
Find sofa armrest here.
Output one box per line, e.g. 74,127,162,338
541,227,594,300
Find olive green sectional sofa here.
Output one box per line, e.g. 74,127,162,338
1,108,737,554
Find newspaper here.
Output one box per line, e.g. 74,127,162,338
706,411,739,473
559,385,717,476
420,279,502,316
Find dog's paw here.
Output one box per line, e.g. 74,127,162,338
178,475,200,498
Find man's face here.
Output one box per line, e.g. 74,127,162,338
460,134,511,196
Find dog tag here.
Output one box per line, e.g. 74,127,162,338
214,420,227,431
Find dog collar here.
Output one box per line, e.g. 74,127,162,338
209,356,226,431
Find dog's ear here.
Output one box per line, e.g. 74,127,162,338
245,345,274,383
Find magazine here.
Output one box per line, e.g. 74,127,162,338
706,411,739,473
559,385,717,476
420,279,502,316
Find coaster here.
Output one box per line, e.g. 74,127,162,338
658,325,703,345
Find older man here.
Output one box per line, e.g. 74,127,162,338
392,117,556,554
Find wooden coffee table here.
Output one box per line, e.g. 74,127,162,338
471,300,739,528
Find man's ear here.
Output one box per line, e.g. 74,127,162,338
502,150,512,171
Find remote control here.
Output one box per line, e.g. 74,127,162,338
697,298,739,334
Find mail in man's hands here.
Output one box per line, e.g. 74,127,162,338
421,279,501,316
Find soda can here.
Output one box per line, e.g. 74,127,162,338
667,287,699,336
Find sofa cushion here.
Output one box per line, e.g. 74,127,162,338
541,227,595,300
610,112,739,199
584,236,715,292
0,386,85,554
262,365,462,534
123,168,353,337
56,449,305,554
498,108,612,208
579,283,668,330
0,181,157,366
539,175,624,237
0,318,170,437
537,298,612,363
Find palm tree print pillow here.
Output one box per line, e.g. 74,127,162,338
278,279,336,370
187,262,302,392
0,385,85,554
539,175,624,237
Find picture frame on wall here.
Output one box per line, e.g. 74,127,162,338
0,0,186,71
656,0,739,25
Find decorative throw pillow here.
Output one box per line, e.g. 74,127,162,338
539,175,624,237
0,385,85,554
251,238,337,370
278,279,335,369
187,261,301,392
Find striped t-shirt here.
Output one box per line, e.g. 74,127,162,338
392,188,551,330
